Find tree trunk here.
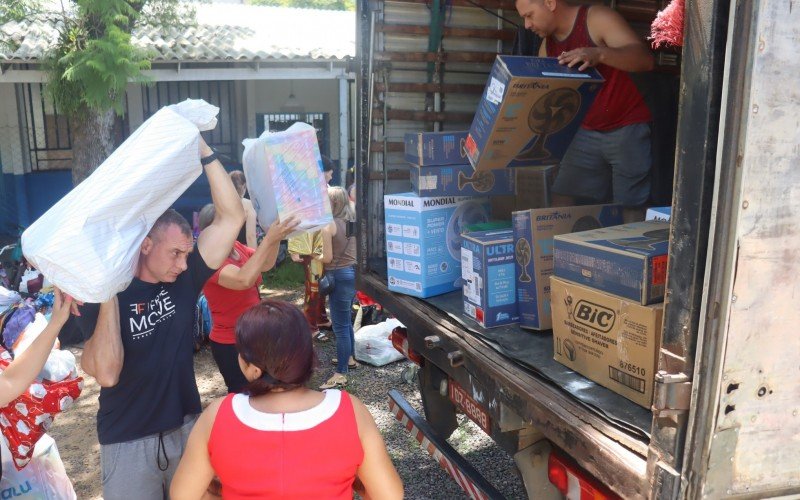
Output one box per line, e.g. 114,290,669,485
70,106,116,186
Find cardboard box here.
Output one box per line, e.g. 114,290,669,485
512,205,623,330
551,277,663,408
461,229,519,328
465,56,603,171
405,131,469,166
645,207,671,221
410,164,515,197
553,221,670,305
384,193,490,298
490,165,558,219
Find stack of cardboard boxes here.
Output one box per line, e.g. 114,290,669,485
550,221,670,407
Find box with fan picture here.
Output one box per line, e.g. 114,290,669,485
409,163,515,197
465,56,604,171
512,205,623,331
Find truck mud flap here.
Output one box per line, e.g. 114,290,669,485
388,389,505,500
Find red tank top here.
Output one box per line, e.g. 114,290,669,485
208,391,364,499
546,5,651,131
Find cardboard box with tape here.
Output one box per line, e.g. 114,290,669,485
550,277,663,408
511,205,623,330
410,163,515,197
465,56,603,171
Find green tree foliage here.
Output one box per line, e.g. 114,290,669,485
251,0,355,11
0,0,43,24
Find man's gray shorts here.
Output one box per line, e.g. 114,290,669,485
101,414,198,500
552,123,652,206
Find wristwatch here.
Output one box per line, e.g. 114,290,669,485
201,149,218,166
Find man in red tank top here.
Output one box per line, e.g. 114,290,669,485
516,0,655,216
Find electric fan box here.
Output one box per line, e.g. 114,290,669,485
409,163,515,197
461,229,519,328
465,56,604,171
405,131,469,166
550,277,663,408
384,193,490,298
553,221,670,305
512,205,623,331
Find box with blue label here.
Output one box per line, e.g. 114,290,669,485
465,56,604,171
512,205,623,330
461,229,519,328
553,221,670,305
405,131,469,166
645,206,671,221
384,193,490,298
410,164,515,197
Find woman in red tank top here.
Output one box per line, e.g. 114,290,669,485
170,300,403,499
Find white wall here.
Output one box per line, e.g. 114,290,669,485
0,84,25,175
251,79,341,161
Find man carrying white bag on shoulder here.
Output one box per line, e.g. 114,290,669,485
21,99,245,499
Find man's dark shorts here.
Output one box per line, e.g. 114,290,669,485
551,123,652,206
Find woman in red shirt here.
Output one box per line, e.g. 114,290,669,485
198,204,298,393
170,300,403,499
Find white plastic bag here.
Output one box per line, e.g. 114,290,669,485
21,99,219,303
354,318,406,367
242,122,332,237
0,434,76,500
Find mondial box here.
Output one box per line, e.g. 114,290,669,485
409,164,515,197
465,56,604,171
405,131,469,166
461,229,519,328
551,277,663,408
384,193,490,298
512,205,623,330
553,221,670,305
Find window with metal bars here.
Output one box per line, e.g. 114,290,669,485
256,113,330,157
141,81,239,164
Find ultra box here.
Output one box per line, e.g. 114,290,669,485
409,164,515,197
512,205,623,330
405,131,469,166
465,56,603,171
553,221,670,305
461,229,519,328
384,193,490,298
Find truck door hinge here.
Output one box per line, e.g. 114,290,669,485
653,371,692,416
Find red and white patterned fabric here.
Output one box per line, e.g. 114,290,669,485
0,348,83,470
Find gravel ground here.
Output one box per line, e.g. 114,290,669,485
47,286,526,499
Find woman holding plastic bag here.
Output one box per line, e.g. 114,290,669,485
318,187,358,390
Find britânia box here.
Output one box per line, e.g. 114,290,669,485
551,277,663,408
553,221,670,305
384,193,490,298
512,205,623,330
461,229,519,328
410,164,515,197
405,131,469,166
465,56,604,171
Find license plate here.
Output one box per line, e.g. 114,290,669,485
448,378,491,434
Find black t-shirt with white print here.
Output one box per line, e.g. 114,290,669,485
76,248,215,445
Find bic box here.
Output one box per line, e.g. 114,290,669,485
405,131,469,166
461,229,519,328
384,193,490,298
553,221,670,305
551,277,663,408
512,205,623,330
409,164,515,197
465,56,603,171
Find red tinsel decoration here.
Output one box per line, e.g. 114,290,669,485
650,0,685,49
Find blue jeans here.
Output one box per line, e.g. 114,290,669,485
328,266,356,375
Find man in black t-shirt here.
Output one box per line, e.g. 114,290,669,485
75,137,245,499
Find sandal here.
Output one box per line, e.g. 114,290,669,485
331,358,360,370
313,330,330,342
319,373,347,390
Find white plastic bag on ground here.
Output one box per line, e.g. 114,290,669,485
0,434,76,499
354,318,405,367
242,122,332,237
21,99,219,303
